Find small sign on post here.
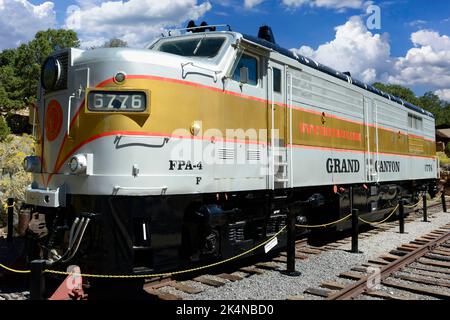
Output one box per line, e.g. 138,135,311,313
7,198,14,243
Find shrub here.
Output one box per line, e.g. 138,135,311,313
0,116,10,142
446,142,450,156
0,134,34,226
437,152,450,167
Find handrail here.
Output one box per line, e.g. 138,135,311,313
181,62,221,82
268,66,275,190
168,24,232,36
288,71,294,187
113,186,168,196
67,94,75,137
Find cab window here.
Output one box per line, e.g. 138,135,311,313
154,37,226,58
233,54,258,85
273,67,281,93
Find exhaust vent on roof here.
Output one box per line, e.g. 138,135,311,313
258,25,276,44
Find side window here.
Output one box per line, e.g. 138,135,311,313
233,53,258,85
408,113,423,131
273,67,281,93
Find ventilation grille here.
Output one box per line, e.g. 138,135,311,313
217,148,235,160
247,150,261,161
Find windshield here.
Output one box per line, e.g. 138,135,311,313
153,37,226,58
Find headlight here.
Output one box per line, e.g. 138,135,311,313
68,154,87,174
41,57,62,91
23,156,41,173
114,71,127,84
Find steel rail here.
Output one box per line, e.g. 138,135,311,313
327,225,450,300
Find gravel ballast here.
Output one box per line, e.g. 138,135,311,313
188,210,450,300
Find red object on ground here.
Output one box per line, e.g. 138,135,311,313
49,274,86,300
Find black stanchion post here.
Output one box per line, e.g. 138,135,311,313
399,199,405,234
30,260,46,300
423,193,428,222
351,208,359,253
7,198,14,243
284,208,301,277
350,186,359,253
441,192,447,213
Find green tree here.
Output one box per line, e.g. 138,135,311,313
446,142,450,156
101,38,128,48
418,92,445,125
14,29,80,106
0,29,80,113
372,82,420,105
0,64,24,112
0,116,10,142
372,83,450,125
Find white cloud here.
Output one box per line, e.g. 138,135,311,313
282,0,364,10
406,19,427,28
244,0,264,9
388,30,450,88
66,0,212,48
435,89,450,102
291,16,450,97
0,0,56,50
291,16,391,83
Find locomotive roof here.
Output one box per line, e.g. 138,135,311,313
241,34,435,119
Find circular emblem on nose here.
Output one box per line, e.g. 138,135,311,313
45,100,63,141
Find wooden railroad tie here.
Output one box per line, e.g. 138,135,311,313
304,287,333,298
364,290,409,300
402,268,450,281
392,273,450,288
169,282,204,294
418,258,450,269
339,271,365,280
239,266,265,275
143,289,183,301
410,264,450,275
193,276,226,287
215,273,243,282
382,279,450,299
319,281,347,290
424,253,450,262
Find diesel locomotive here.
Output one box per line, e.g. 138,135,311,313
23,23,438,275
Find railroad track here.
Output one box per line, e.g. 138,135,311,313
0,199,446,300
299,223,450,300
140,201,448,301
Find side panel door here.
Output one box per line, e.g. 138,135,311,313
267,60,290,189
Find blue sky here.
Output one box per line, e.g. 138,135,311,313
2,0,450,100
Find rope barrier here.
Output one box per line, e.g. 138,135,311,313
1,226,287,279
2,200,15,212
0,263,31,274
295,214,352,228
358,204,399,226
404,192,443,209
404,201,421,209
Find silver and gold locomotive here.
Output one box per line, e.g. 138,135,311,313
23,24,438,275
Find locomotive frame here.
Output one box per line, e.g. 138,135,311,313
23,24,438,275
